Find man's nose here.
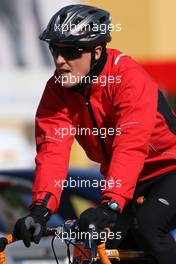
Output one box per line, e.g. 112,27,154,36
55,54,66,64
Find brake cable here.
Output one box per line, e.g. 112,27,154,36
51,234,88,264
51,236,59,264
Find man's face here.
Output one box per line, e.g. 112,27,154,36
50,44,102,88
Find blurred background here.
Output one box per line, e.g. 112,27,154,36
0,0,176,169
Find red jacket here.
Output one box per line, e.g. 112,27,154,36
32,48,176,213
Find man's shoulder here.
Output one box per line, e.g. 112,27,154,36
106,48,156,82
106,48,140,71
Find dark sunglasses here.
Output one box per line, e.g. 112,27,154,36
49,44,90,60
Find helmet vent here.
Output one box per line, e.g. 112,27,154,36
89,22,94,29
74,17,83,25
99,16,107,24
88,10,98,14
60,14,67,25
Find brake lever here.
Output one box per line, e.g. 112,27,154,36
88,224,98,262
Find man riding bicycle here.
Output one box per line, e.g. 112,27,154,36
14,5,176,264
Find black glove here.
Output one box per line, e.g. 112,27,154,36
78,203,119,233
13,205,50,247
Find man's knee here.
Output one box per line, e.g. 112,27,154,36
133,210,175,256
133,210,161,252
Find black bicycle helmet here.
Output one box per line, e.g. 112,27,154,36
39,4,112,47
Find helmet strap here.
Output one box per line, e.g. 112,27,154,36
84,49,96,89
90,49,96,70
86,43,107,89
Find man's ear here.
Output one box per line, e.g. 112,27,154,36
94,46,103,61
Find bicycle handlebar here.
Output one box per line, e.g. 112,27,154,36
0,226,117,264
0,225,145,264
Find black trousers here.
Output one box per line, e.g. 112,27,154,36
108,171,176,264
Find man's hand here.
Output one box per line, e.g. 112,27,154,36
13,205,50,247
78,203,119,233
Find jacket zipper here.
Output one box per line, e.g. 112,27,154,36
85,95,110,163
